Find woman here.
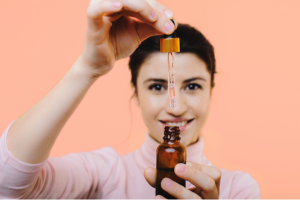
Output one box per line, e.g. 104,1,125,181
0,0,260,198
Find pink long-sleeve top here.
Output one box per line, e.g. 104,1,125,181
0,121,260,198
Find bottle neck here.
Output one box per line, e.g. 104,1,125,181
163,139,180,146
163,126,180,143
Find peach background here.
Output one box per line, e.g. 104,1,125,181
0,0,300,198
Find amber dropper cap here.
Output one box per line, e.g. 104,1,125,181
160,19,180,53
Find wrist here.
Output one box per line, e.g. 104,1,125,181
69,55,104,84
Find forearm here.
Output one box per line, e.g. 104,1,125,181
7,57,99,164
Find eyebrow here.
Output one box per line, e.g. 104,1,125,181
183,77,207,83
144,77,206,84
144,78,167,84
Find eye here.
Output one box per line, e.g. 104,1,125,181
184,83,202,91
149,84,166,92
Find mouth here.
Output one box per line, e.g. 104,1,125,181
159,119,194,132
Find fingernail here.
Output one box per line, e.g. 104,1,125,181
155,195,164,199
165,9,173,18
176,164,186,174
152,10,157,19
164,21,174,32
112,1,121,8
162,178,173,189
186,161,194,168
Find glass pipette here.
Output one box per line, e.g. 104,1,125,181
160,19,180,108
168,52,176,108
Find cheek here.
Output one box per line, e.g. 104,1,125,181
187,92,211,118
138,90,167,122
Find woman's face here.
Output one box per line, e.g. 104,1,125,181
134,52,212,146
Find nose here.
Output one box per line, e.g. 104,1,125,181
165,90,188,117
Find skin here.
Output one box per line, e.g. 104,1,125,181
134,52,211,146
6,0,221,198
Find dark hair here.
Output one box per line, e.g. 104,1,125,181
129,23,216,93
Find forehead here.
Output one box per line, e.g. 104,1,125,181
137,52,211,82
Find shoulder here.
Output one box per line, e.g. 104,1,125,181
219,169,260,199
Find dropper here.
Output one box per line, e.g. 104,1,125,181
160,19,180,108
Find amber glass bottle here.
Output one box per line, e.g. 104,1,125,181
155,126,186,199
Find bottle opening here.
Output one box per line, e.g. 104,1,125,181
164,126,180,140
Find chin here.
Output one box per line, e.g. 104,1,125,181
179,136,189,146
181,132,198,146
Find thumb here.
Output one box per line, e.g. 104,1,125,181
144,167,157,188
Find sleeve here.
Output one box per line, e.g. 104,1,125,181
227,171,261,199
0,121,125,199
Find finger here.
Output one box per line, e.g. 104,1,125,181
155,195,167,199
187,161,221,193
189,186,203,194
132,20,163,42
121,9,177,30
118,10,152,23
87,0,123,20
146,1,178,29
174,163,220,199
119,0,158,22
161,178,201,199
105,12,122,22
86,0,123,32
120,12,174,37
145,0,174,19
120,0,175,34
144,167,156,188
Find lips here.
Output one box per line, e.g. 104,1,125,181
159,118,194,132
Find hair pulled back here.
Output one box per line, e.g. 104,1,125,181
129,23,216,91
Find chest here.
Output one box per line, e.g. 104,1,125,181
124,162,155,199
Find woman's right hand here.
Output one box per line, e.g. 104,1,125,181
79,0,176,78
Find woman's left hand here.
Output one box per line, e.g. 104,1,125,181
144,161,221,199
